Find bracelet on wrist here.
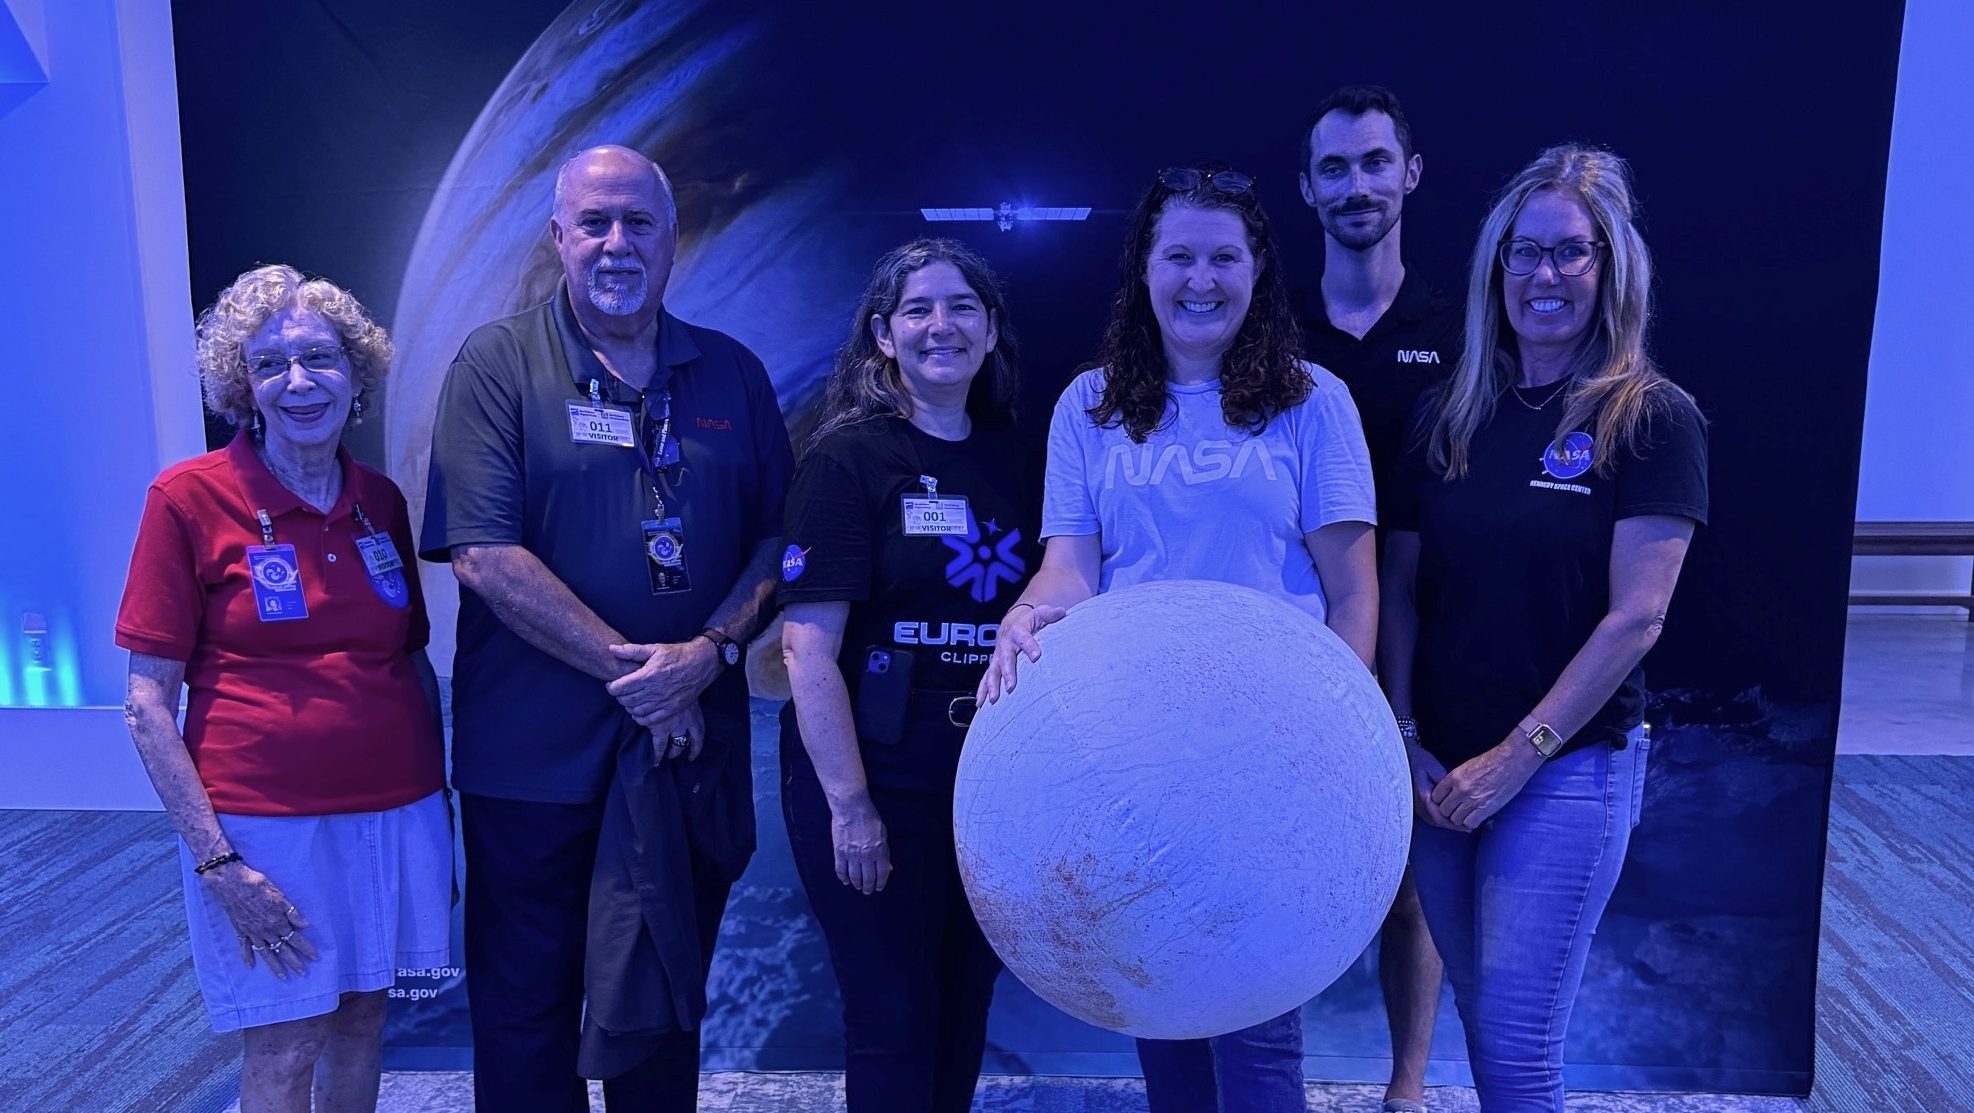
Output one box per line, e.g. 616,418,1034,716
193,850,242,876
1394,716,1421,746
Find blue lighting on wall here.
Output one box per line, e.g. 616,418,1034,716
0,605,85,707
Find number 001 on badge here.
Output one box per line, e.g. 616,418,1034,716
642,517,691,594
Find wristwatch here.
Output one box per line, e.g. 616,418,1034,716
1519,715,1564,758
698,628,741,668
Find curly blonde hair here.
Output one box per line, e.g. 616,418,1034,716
195,264,394,426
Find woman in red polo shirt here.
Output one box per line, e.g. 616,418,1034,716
116,265,449,1113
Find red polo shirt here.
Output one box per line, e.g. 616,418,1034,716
115,432,445,816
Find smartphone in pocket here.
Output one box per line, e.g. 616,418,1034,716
854,646,915,745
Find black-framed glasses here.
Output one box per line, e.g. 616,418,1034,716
246,346,348,378
1498,239,1606,277
1156,166,1255,197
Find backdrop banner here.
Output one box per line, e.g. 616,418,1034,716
173,0,1904,1093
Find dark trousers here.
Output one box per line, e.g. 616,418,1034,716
462,793,731,1113
781,707,1002,1113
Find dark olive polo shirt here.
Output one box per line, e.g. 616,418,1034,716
1299,269,1463,527
422,284,795,803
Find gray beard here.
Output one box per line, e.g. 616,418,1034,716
588,272,648,316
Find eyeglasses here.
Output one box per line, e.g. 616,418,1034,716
1156,166,1255,197
1498,239,1606,277
247,346,347,378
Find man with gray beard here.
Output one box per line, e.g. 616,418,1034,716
422,144,794,1111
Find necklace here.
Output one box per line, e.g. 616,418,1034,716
1510,379,1570,412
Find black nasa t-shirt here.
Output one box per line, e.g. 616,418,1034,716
1390,389,1708,767
779,415,1039,695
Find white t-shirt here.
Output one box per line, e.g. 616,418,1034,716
1040,361,1375,622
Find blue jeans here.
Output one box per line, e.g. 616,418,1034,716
1135,1007,1305,1112
1410,727,1649,1113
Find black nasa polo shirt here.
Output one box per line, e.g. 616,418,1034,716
1299,269,1462,526
421,283,795,803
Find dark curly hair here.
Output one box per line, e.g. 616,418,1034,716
809,238,1020,451
1085,163,1307,442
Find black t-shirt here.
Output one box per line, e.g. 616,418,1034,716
779,415,1040,694
1298,269,1463,529
1390,389,1708,766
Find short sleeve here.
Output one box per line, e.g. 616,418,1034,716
778,444,874,606
384,481,432,652
741,347,796,547
1616,393,1709,527
1385,395,1435,533
1040,375,1100,538
1297,371,1378,532
115,485,204,661
420,349,524,561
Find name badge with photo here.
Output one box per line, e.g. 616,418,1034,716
642,517,692,594
247,544,309,622
566,400,635,447
902,495,970,536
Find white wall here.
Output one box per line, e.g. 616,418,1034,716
0,0,197,808
1852,0,1974,606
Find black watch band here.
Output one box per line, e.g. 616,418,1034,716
700,628,741,668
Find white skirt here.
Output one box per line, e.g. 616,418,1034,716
177,790,452,1032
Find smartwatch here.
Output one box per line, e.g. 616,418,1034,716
1518,715,1564,758
699,628,741,668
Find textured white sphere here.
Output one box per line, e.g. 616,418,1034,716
954,579,1411,1039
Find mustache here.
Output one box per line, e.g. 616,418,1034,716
590,257,645,276
1331,198,1382,215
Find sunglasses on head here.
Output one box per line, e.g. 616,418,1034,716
1156,166,1255,197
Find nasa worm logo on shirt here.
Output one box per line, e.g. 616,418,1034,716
782,544,810,581
1540,432,1595,480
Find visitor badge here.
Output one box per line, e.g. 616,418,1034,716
642,517,692,594
247,544,309,622
354,532,403,577
902,495,970,536
567,400,635,447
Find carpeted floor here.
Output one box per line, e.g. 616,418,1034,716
7,753,1969,1111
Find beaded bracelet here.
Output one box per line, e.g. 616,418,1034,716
193,850,242,875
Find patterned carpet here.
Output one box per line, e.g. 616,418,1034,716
3,754,1969,1112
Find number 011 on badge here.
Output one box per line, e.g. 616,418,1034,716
642,517,691,594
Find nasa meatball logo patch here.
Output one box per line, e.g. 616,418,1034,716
1540,432,1595,480
782,544,809,582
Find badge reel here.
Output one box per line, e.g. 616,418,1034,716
902,474,969,537
247,509,308,622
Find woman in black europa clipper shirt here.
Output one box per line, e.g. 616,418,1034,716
1380,146,1707,1111
777,240,1037,1112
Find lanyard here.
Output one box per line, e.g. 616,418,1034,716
638,388,681,519
255,509,276,546
351,502,384,539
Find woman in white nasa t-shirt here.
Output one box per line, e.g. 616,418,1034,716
977,163,1377,1113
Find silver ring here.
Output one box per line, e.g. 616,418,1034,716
248,940,265,952
268,940,285,954
278,929,297,944
667,734,689,750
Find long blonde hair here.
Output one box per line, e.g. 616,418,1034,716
1430,144,1692,478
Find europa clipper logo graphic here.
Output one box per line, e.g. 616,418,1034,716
944,512,1025,603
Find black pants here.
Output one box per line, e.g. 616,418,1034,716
462,793,731,1113
780,699,1002,1112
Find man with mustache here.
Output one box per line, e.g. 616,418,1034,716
1296,86,1460,1113
423,144,794,1111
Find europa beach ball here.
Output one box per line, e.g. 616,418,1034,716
954,579,1411,1039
